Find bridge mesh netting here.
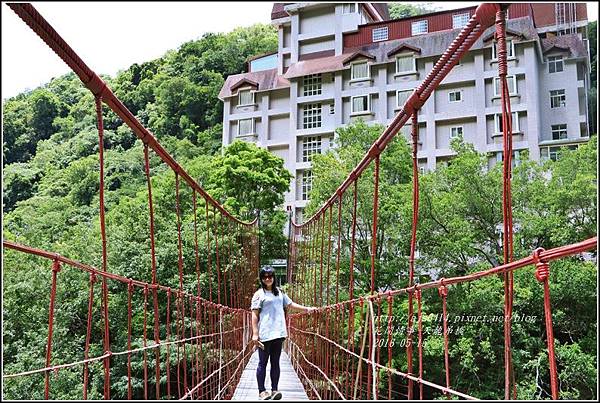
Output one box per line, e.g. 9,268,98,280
3,2,597,401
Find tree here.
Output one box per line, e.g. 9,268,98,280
418,138,504,276
588,21,596,88
513,136,597,251
587,21,597,135
206,140,293,262
304,132,596,399
388,2,438,19
306,119,413,294
2,162,42,212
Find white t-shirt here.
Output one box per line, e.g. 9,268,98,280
251,288,293,342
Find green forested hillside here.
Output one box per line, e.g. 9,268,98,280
2,23,281,399
3,23,277,208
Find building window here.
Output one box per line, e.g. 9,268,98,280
238,90,254,106
302,170,313,200
342,3,356,14
548,56,564,73
396,55,416,74
540,144,577,161
495,112,519,133
329,103,335,114
238,118,254,136
397,89,412,109
493,75,517,97
540,146,564,161
351,95,370,114
541,147,559,161
351,61,370,80
411,20,428,35
551,124,568,140
452,12,470,29
580,122,589,137
448,90,462,102
492,39,515,60
303,103,322,129
372,26,389,42
550,89,566,108
302,136,322,162
450,126,463,138
494,150,521,167
303,74,322,96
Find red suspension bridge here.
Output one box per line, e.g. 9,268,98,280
3,3,597,400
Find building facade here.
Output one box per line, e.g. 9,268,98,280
218,3,591,223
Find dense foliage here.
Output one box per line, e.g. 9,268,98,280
587,20,597,135
388,2,438,20
2,23,285,399
302,121,597,400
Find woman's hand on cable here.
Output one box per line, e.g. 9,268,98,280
252,335,264,350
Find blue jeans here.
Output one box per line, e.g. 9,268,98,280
256,337,284,393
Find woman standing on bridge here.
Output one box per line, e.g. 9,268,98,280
251,266,315,400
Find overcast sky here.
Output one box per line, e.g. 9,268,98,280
2,2,598,100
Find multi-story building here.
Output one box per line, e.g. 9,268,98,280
218,3,591,223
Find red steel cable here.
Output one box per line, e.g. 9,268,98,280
143,144,161,399
371,155,380,294
326,204,333,306
126,281,133,400
439,281,451,398
349,181,358,302
44,259,60,399
417,289,424,400
82,271,96,400
335,196,343,304
175,174,189,395
215,208,222,306
407,110,420,399
142,286,149,400
387,295,393,400
166,289,172,398
320,211,326,306
94,95,112,400
533,248,559,399
495,7,517,399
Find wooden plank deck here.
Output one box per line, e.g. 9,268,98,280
232,350,309,400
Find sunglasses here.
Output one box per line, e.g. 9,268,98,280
261,274,274,279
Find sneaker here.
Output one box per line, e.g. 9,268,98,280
259,391,272,400
271,391,283,400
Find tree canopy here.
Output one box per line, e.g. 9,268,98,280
388,2,438,20
302,121,597,399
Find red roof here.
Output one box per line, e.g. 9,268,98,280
271,3,290,20
387,43,421,57
342,51,375,64
344,3,535,48
219,69,290,100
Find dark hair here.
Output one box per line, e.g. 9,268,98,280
259,266,279,296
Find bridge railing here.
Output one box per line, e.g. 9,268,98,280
3,240,254,400
4,3,260,400
286,237,596,400
285,2,597,400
